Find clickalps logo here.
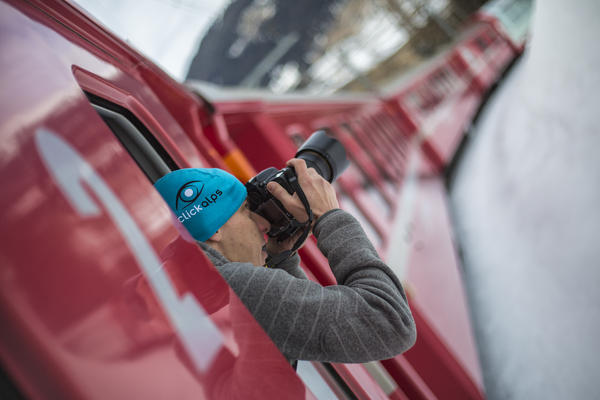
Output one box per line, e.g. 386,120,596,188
175,180,223,222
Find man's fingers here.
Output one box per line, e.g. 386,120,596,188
307,168,320,177
266,181,291,203
286,158,306,169
279,157,338,220
287,158,310,182
267,181,309,222
266,180,298,211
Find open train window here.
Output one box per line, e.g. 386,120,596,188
296,361,357,399
84,92,179,183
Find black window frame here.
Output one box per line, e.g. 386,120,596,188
84,91,179,183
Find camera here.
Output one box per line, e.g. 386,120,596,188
245,130,349,241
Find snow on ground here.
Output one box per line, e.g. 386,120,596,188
449,1,600,398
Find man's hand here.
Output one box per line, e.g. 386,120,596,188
267,158,340,225
264,158,339,255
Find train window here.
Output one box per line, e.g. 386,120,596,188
84,92,179,183
296,361,357,400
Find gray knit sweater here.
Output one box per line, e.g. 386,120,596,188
199,209,416,363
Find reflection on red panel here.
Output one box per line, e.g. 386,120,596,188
0,2,311,398
0,0,523,398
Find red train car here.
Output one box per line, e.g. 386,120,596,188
0,0,527,398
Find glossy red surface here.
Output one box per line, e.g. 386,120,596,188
0,1,312,398
0,0,522,398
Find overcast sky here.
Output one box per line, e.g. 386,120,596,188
74,0,230,81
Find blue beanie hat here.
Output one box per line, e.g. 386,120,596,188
154,168,247,241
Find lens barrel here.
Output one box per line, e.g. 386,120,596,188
295,130,349,182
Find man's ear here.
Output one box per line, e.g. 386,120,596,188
207,229,222,243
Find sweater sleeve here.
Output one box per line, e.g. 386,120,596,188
216,209,416,363
269,252,307,280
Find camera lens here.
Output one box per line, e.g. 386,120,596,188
295,130,349,182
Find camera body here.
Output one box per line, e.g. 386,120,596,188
245,130,349,241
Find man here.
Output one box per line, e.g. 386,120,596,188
155,158,416,363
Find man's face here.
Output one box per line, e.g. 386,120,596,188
217,201,271,266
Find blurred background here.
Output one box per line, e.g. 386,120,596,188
75,0,504,93
73,0,599,398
